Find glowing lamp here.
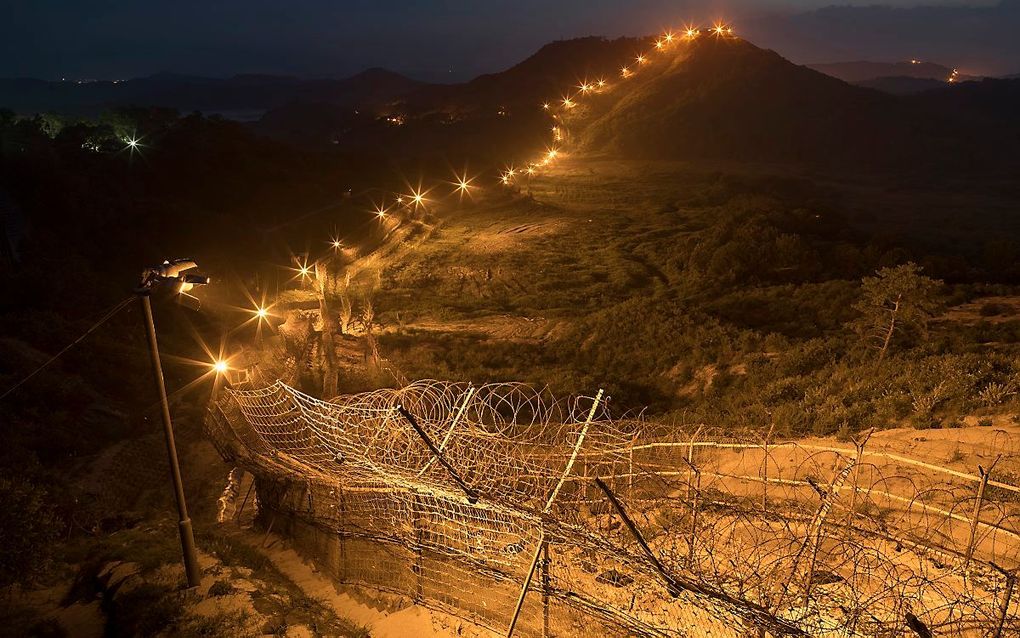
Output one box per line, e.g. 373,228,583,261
212,360,229,374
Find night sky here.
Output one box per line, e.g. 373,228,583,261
4,1,1019,81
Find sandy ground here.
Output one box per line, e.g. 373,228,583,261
228,525,496,638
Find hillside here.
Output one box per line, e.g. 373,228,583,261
563,36,1020,171
855,75,950,95
250,34,1020,172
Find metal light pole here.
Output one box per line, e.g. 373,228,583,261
136,259,209,588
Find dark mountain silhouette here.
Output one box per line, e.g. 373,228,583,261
808,60,956,84
0,68,421,116
253,36,646,153
570,36,1020,172
909,77,1020,127
398,36,645,114
855,76,950,95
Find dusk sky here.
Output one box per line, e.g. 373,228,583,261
4,1,1018,81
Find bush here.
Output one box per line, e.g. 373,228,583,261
0,475,59,588
979,302,1011,317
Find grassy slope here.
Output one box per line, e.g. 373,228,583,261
364,155,1020,434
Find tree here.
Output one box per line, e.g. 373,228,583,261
852,263,943,361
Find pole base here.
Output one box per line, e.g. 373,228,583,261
178,517,203,588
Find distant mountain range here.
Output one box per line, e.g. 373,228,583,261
0,68,421,117
807,60,958,84
806,60,982,95
3,36,1020,173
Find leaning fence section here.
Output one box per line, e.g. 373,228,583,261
206,380,1020,637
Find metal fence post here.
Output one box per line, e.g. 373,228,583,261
993,567,1016,638
685,426,703,507
762,423,775,513
541,541,551,638
680,456,702,567
413,492,425,602
628,431,637,498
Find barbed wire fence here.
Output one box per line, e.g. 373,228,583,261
206,378,1020,637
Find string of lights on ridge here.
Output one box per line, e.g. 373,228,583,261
120,22,739,374
500,22,734,186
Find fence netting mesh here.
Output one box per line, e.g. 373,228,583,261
207,380,1020,637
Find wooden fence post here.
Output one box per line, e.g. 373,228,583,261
845,428,874,534
775,460,854,614
801,458,844,608
964,457,999,569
